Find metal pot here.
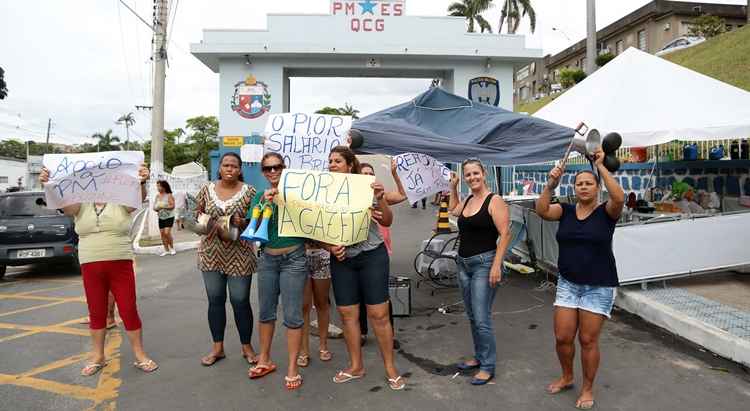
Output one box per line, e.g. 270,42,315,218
187,213,213,236
215,216,241,242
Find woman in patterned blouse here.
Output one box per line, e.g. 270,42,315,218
195,152,258,368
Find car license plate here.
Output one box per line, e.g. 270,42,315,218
16,249,46,258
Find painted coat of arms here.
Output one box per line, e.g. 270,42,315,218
468,77,500,106
231,75,272,119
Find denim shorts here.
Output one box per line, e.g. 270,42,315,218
257,245,307,329
554,275,617,318
331,244,389,306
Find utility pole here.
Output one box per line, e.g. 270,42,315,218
586,0,597,75
45,118,52,152
151,0,169,174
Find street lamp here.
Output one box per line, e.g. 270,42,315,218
552,27,572,42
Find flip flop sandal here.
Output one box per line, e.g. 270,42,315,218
387,375,406,391
133,359,159,373
546,383,574,394
296,353,310,367
201,354,226,366
333,370,364,384
319,350,333,362
285,374,303,390
576,399,595,410
81,362,107,377
249,363,277,379
242,354,259,365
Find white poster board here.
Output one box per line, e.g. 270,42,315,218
43,151,144,209
393,152,451,204
264,112,352,171
240,144,265,163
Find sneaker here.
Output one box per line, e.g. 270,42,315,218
159,251,168,257
169,249,176,255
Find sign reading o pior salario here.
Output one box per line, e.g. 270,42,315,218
331,0,405,32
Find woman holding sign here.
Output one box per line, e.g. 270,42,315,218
326,146,405,391
247,152,308,391
448,158,511,386
195,152,259,370
535,148,624,410
39,164,158,376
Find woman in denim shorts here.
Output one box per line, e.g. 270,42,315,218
447,159,511,386
247,152,308,391
324,146,405,390
536,147,625,410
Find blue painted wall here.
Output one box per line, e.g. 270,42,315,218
209,134,269,193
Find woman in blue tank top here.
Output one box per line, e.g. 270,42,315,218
448,159,511,385
535,147,625,410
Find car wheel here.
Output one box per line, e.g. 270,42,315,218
0,265,6,280
71,255,81,274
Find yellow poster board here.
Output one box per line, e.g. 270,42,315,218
277,169,375,245
222,136,244,147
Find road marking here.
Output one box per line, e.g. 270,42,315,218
0,300,77,318
0,293,86,302
0,316,89,343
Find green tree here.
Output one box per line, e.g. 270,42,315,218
559,68,586,88
448,0,493,33
91,129,121,152
0,67,7,100
185,116,219,171
315,106,343,115
688,14,726,38
498,0,536,34
0,139,26,159
116,112,136,150
337,103,360,119
596,52,615,67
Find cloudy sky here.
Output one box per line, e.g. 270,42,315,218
0,0,744,146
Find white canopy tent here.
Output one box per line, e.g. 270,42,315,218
535,47,750,148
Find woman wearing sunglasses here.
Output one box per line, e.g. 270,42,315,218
325,146,405,391
448,158,511,386
247,152,308,391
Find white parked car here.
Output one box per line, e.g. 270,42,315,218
655,36,705,56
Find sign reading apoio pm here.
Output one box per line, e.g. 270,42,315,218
331,0,405,32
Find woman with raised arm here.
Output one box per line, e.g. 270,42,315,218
247,152,308,391
195,152,258,370
326,146,405,390
535,147,625,410
39,164,158,376
448,158,511,385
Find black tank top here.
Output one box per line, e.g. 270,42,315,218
457,193,499,258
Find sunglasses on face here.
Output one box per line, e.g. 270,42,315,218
261,164,285,173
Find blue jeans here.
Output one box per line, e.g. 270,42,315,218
457,249,498,375
201,271,253,344
257,245,307,329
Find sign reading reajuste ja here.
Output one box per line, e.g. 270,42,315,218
42,151,144,209
276,169,374,246
394,152,451,204
264,113,352,171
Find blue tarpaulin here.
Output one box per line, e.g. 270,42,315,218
353,87,574,166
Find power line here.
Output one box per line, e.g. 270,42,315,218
116,0,137,103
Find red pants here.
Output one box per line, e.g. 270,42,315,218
81,260,142,331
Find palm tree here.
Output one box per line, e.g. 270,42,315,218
498,0,536,34
338,103,360,120
91,129,121,152
116,112,136,150
0,67,7,100
448,0,493,33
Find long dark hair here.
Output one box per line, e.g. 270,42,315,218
217,152,244,182
261,152,284,166
156,180,172,194
329,145,361,174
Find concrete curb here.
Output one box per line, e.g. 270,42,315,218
131,207,200,255
617,288,750,367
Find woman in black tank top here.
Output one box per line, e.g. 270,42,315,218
447,159,511,386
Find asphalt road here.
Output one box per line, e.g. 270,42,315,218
1,204,749,411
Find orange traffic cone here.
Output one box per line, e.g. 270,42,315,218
435,194,451,234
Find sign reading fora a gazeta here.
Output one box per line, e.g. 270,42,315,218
222,136,244,147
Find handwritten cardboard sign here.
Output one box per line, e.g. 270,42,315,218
276,169,374,245
43,151,144,209
393,152,451,204
264,113,352,171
